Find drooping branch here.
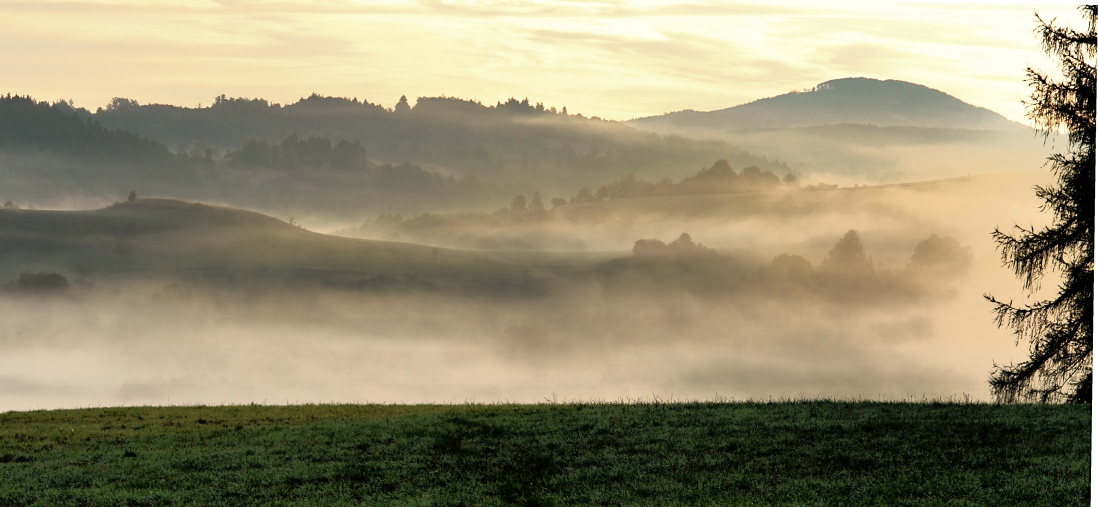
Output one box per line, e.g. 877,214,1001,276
987,6,1094,403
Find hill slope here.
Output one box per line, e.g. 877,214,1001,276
0,95,204,202
630,77,1023,131
0,198,570,289
90,95,785,194
628,78,1046,182
1,94,789,219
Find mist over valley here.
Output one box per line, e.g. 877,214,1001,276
0,134,1050,410
3,4,1094,504
0,75,1060,411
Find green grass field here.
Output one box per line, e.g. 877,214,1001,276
1,402,1089,506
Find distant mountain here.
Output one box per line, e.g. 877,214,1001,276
626,78,1049,182
630,78,1023,131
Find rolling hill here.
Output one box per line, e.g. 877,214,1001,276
2,80,1048,219
628,78,1047,182
630,77,1023,131
1,94,787,220
0,198,600,291
88,95,784,196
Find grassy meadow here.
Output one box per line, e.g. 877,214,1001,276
0,401,1089,506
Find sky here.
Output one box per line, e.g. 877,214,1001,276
0,1,1083,122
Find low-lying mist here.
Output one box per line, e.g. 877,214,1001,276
0,170,1052,411
0,273,968,411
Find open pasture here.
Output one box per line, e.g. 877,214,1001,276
0,401,1089,506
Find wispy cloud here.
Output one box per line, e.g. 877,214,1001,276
0,1,1081,120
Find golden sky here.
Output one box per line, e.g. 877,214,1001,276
0,1,1081,122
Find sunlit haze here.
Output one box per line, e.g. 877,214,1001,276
0,1,1086,410
1,1,1080,122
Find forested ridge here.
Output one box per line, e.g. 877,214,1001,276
0,93,785,218
90,93,786,190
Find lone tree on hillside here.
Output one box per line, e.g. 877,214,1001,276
986,6,1095,403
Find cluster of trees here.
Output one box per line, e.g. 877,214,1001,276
0,96,514,216
212,95,271,109
227,131,492,200
631,233,716,257
208,93,569,117
229,134,368,172
349,160,801,249
6,91,788,220
499,192,550,220
0,95,198,164
756,231,971,300
89,92,787,202
600,230,972,300
287,93,390,113
224,134,507,215
494,97,569,116
396,95,574,118
567,160,792,203
104,92,580,125
491,160,793,213
0,95,206,202
677,161,792,193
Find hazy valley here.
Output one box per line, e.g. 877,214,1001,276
0,81,1055,409
0,77,1065,412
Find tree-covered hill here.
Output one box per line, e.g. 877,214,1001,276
0,96,502,217
0,95,201,198
90,93,786,195
0,95,170,158
627,78,1047,182
1,92,788,218
631,77,1024,131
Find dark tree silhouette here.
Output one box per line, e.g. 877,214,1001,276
394,95,411,113
820,230,873,275
510,194,527,213
986,6,1095,403
529,192,545,213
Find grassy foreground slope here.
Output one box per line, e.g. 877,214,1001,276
1,402,1088,506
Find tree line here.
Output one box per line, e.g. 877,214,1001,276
597,230,972,300
564,160,794,204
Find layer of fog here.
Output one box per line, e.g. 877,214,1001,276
625,124,1050,185
0,284,956,410
0,170,1053,411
